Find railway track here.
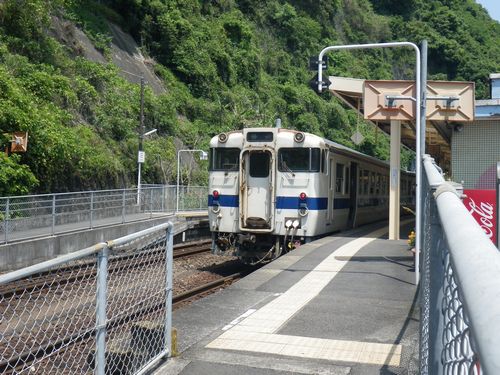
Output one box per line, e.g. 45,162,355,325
0,239,212,298
0,265,247,374
173,271,244,307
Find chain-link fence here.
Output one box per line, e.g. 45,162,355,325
0,186,207,244
419,155,500,374
176,186,208,212
0,222,174,375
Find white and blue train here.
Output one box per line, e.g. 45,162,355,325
208,127,414,263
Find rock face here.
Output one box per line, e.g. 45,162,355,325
51,16,165,95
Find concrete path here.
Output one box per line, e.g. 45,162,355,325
156,220,419,374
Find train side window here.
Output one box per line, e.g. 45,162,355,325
370,172,375,195
335,163,344,193
375,174,381,195
345,166,350,195
321,150,326,173
363,170,370,195
249,152,270,178
212,148,240,171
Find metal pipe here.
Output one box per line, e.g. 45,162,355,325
420,40,428,165
107,222,172,247
165,225,174,356
51,195,56,235
122,189,126,224
135,350,169,375
96,245,109,375
0,242,107,284
150,188,153,218
318,41,421,284
4,198,9,244
90,191,94,229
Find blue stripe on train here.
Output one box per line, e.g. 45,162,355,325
208,195,350,210
275,196,328,210
208,195,239,207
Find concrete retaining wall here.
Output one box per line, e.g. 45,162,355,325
0,215,208,272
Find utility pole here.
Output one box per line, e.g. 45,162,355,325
137,77,145,204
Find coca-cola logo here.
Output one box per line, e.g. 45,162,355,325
463,189,497,245
467,197,494,238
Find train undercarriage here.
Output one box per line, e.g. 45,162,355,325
212,232,303,265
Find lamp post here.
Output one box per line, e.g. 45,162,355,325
137,128,157,204
176,149,208,212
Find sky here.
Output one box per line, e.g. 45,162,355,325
476,0,500,22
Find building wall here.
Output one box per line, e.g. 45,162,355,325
451,119,500,189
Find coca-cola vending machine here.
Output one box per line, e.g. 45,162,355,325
498,161,500,248
463,162,500,248
463,189,497,245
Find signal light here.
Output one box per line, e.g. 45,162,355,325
299,192,307,201
212,190,220,199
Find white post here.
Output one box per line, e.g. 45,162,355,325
176,151,181,213
389,120,401,240
137,162,142,205
317,41,421,284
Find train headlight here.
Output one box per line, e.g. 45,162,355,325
294,132,305,143
212,190,220,199
218,133,228,143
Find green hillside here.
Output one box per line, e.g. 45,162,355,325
0,0,498,195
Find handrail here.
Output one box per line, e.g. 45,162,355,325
421,155,500,374
0,185,208,201
0,242,107,285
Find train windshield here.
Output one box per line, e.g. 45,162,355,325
211,148,240,171
278,148,320,172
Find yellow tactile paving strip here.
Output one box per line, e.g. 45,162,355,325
207,331,401,366
206,224,412,366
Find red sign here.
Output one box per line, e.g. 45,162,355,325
463,189,497,245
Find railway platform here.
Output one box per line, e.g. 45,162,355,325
156,219,418,375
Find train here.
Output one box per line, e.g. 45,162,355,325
207,127,415,264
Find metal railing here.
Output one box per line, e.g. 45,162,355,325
0,222,174,375
420,155,500,374
0,186,207,244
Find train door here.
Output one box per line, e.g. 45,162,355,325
240,150,274,230
328,155,335,223
347,162,358,228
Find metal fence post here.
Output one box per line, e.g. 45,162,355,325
162,186,165,213
122,189,126,224
150,188,153,218
96,245,109,375
165,224,173,356
90,192,94,229
51,195,56,235
4,198,9,243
